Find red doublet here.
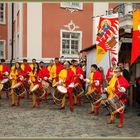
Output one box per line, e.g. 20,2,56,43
22,64,32,80
35,72,43,88
24,64,32,73
61,68,74,108
17,70,26,83
93,70,104,94
65,69,74,87
0,64,10,80
115,75,130,103
56,63,63,75
66,69,74,108
39,66,50,79
56,63,63,81
74,66,84,86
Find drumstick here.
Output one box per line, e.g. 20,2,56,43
52,82,59,87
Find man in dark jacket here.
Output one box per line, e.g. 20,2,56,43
118,62,130,82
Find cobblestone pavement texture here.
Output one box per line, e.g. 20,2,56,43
0,92,140,138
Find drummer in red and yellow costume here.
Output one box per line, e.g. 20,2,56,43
106,57,117,82
58,61,75,112
0,59,10,99
39,61,50,102
29,62,40,107
39,61,50,79
21,59,32,98
47,59,54,94
47,59,54,74
32,60,50,108
29,59,38,91
106,67,129,128
31,67,44,108
10,62,22,106
49,58,63,86
71,60,84,106
30,58,36,71
21,59,32,76
30,61,50,107
86,64,104,115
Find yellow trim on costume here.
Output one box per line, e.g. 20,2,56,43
0,65,3,71
10,66,18,80
21,64,25,71
89,71,94,85
59,69,67,87
70,65,76,74
30,64,34,70
107,76,118,98
49,64,57,79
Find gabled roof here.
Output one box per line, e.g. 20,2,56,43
80,44,96,53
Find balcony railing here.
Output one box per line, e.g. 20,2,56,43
113,3,140,16
112,3,140,30
113,3,125,15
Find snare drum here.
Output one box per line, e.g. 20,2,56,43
107,95,125,114
30,84,45,99
1,78,11,91
23,80,30,93
52,85,67,105
13,82,26,96
86,89,102,104
72,83,84,97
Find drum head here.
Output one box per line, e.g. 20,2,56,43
13,82,22,89
57,85,67,94
1,79,9,84
42,81,49,89
31,84,39,92
101,93,107,100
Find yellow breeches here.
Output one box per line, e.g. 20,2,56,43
29,82,36,106
11,80,17,105
61,95,66,108
32,93,36,106
74,95,77,104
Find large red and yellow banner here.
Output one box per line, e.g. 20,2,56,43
96,14,119,63
131,10,140,65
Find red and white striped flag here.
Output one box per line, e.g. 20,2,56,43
96,13,119,63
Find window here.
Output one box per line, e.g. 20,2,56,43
60,2,83,10
0,3,5,24
0,40,5,58
61,31,81,56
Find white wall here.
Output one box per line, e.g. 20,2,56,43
27,3,42,59
86,48,110,79
18,3,23,58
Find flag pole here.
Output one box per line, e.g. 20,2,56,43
105,10,112,68
108,50,111,68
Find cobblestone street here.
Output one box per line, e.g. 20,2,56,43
0,93,140,138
